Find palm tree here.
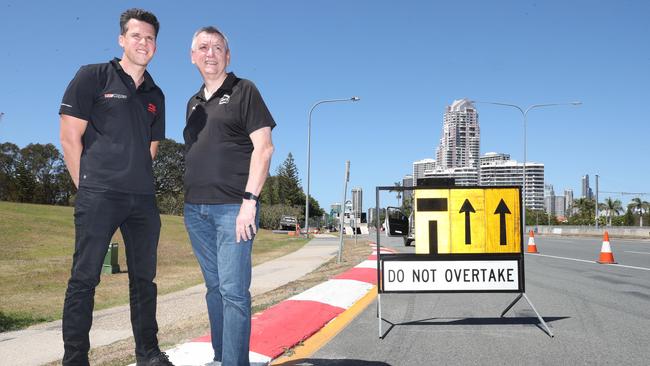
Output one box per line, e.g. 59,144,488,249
569,197,596,225
628,197,650,227
599,197,623,226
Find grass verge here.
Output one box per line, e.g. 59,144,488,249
0,201,308,331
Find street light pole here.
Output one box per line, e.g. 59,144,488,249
473,101,581,230
306,97,360,236
595,174,599,229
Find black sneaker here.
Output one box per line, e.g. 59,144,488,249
136,352,175,366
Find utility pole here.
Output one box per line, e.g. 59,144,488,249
337,161,350,263
595,174,599,229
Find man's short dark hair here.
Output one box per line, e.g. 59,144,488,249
120,8,160,37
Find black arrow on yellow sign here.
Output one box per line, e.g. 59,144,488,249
494,199,511,245
459,199,476,245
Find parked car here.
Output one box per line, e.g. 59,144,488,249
279,215,298,231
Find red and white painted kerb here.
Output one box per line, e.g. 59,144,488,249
156,243,395,365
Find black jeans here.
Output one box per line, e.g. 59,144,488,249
62,187,162,365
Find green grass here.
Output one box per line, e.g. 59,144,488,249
0,311,49,332
0,201,308,331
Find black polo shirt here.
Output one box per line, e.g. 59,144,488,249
59,58,165,194
184,72,276,204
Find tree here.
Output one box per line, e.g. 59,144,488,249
54,167,75,205
307,195,324,218
20,143,65,204
628,197,649,227
599,197,623,227
568,198,596,225
526,208,559,226
258,152,325,226
623,208,635,226
0,142,73,205
14,163,36,203
152,139,185,215
276,153,303,206
401,195,413,220
0,142,20,201
153,139,184,195
259,175,280,205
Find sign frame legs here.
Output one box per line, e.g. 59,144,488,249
377,293,383,338
501,292,554,337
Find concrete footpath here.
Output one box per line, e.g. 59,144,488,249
0,235,340,366
155,242,394,366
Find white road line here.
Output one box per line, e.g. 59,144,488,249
527,253,650,271
625,251,650,255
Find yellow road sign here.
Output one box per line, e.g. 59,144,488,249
414,187,521,254
414,189,450,254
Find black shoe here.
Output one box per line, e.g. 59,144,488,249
136,352,175,366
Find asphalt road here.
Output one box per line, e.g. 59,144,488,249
283,234,650,365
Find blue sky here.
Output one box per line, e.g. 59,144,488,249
1,0,649,209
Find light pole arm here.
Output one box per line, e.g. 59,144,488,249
305,97,360,236
471,100,581,229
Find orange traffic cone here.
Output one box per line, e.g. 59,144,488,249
597,231,617,264
526,230,539,253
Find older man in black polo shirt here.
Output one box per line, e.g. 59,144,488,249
59,8,173,366
183,26,275,366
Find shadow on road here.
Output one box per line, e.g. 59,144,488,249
275,360,391,366
379,315,569,338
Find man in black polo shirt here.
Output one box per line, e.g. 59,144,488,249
183,26,275,366
59,9,173,366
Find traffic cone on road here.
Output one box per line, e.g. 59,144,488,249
597,231,617,264
526,230,539,253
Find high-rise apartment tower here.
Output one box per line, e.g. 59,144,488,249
436,99,480,169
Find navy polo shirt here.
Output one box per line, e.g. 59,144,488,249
183,72,276,204
59,58,165,194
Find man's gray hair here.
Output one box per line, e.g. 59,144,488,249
191,26,229,51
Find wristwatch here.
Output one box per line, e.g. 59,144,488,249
243,191,259,201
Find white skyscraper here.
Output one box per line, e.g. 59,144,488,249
412,158,437,183
479,155,545,210
402,174,414,203
351,187,363,217
436,99,480,169
564,189,574,215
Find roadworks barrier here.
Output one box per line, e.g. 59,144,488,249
526,230,539,253
597,231,617,264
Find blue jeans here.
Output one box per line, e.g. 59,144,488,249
184,203,257,366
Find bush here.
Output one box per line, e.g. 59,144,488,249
157,192,184,216
259,204,303,230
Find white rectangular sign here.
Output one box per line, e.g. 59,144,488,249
382,260,519,291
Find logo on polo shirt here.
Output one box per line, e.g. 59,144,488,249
219,94,230,105
147,103,157,115
104,93,128,99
